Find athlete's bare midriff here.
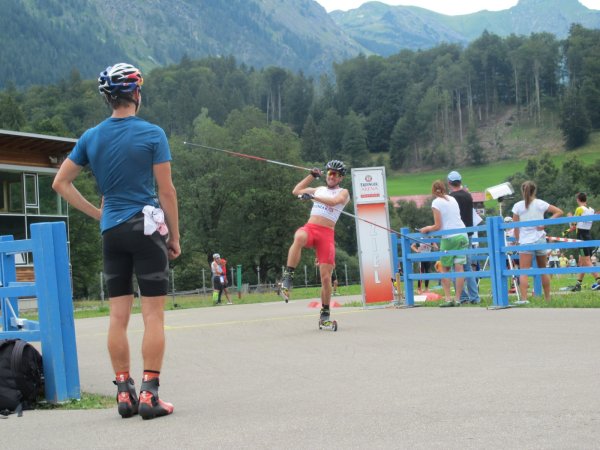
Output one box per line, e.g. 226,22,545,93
308,215,336,229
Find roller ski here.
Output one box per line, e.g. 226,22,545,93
113,375,139,418
280,270,294,303
318,306,338,331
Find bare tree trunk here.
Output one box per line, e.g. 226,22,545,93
456,89,463,143
277,83,282,121
467,74,474,126
484,72,489,122
525,79,531,120
514,66,520,120
266,90,271,123
271,89,277,120
534,62,541,126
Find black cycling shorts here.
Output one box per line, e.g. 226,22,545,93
577,229,593,257
213,275,224,291
102,213,169,298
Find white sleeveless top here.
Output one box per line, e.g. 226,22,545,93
310,186,349,224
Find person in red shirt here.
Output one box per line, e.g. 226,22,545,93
220,257,233,304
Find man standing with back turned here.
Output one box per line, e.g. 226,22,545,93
447,171,480,304
53,63,180,420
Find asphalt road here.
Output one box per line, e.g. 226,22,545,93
3,296,600,449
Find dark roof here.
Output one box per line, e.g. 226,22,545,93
0,129,77,156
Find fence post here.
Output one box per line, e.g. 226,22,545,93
533,258,542,297
236,264,242,299
99,271,104,304
399,227,415,307
0,235,18,331
304,265,308,287
487,216,508,307
344,264,348,286
31,222,80,402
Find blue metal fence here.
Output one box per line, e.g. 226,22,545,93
393,215,600,308
0,222,80,403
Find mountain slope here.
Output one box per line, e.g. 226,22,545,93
2,0,600,89
330,2,468,54
0,0,366,89
332,0,600,55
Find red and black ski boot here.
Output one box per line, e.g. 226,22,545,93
138,376,174,420
113,376,139,418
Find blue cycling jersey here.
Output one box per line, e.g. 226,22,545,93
69,116,171,232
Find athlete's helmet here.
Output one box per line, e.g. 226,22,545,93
98,63,143,97
325,160,346,176
504,216,513,223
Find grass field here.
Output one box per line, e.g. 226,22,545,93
386,132,600,196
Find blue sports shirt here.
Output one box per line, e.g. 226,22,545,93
69,116,172,232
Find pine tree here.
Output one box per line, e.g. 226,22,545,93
300,115,323,163
465,126,486,165
560,87,591,150
342,111,370,168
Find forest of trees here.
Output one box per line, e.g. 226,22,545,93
1,26,600,297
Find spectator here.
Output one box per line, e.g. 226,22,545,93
420,180,468,307
447,171,480,304
410,240,438,294
512,181,563,302
548,248,560,277
219,256,233,304
211,253,225,304
568,254,577,268
559,253,568,270
565,193,600,292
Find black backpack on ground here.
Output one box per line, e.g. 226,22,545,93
0,338,44,417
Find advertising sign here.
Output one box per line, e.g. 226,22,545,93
351,167,395,305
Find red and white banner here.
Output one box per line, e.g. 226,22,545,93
547,236,582,242
351,167,394,305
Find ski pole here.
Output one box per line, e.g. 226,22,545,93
299,195,424,243
185,140,424,243
183,141,312,172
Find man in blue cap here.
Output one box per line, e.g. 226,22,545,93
448,171,480,304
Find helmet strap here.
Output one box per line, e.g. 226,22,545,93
133,88,141,113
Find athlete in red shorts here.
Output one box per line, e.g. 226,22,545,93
280,160,350,323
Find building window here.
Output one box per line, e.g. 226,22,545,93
0,171,23,213
39,174,66,215
0,170,68,265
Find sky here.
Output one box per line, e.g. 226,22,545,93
316,0,600,15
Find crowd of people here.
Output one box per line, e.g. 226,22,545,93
414,175,600,306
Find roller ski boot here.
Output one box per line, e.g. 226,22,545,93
138,376,174,420
318,306,338,331
280,270,293,303
113,376,139,418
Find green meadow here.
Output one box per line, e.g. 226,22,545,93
386,132,600,196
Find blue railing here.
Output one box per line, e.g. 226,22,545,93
393,215,600,308
0,222,80,403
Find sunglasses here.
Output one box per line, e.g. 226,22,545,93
327,170,341,177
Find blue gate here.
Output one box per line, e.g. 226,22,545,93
393,215,600,308
0,222,80,403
